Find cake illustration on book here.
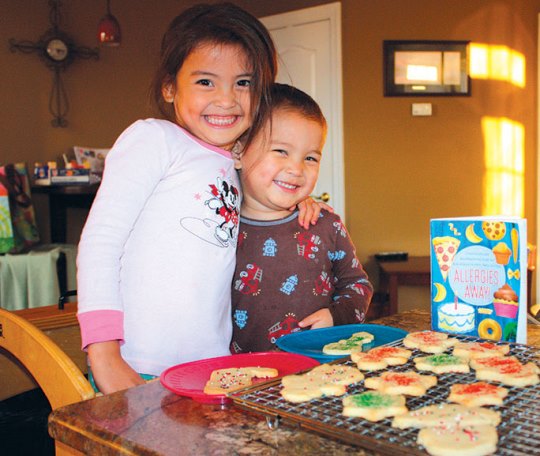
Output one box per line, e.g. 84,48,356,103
430,217,527,344
438,301,475,333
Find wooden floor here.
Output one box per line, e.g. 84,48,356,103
0,388,55,455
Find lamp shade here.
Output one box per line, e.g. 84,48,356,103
98,13,121,46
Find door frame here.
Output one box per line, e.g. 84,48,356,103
533,13,540,303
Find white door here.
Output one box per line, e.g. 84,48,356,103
262,2,345,219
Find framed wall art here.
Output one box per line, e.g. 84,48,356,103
383,40,470,96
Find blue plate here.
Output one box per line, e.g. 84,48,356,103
276,324,408,362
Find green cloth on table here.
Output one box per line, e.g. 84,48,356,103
0,244,77,310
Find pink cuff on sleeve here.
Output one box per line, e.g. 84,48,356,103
78,310,124,350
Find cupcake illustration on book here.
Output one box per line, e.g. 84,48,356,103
493,284,519,318
492,242,511,265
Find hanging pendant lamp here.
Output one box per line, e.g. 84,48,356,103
97,0,121,46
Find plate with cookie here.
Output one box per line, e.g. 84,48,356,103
160,352,320,404
275,324,408,362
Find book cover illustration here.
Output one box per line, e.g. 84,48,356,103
430,217,527,344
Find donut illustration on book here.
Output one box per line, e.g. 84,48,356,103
432,236,460,281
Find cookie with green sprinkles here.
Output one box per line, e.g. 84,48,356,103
414,353,470,374
342,391,407,421
322,331,375,355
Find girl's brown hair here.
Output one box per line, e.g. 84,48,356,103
151,2,277,149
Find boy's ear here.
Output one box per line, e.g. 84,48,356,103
162,83,175,103
232,141,244,170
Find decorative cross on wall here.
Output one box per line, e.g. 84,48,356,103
9,0,99,127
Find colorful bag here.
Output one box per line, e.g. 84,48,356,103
0,163,40,253
0,182,15,253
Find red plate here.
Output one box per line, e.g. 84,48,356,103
160,352,320,404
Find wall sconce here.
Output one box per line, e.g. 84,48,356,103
98,0,121,46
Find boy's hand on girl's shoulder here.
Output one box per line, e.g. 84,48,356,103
295,198,334,229
298,308,333,330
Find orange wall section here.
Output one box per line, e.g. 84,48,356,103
1,0,539,306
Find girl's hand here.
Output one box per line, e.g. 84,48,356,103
294,198,334,229
88,341,145,394
298,308,334,330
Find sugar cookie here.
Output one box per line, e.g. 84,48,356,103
322,331,374,355
471,355,540,387
403,330,457,353
342,391,408,421
414,353,470,374
417,424,498,456
392,403,501,429
204,366,278,395
281,363,364,403
364,371,437,396
351,346,412,371
452,341,510,360
448,382,508,407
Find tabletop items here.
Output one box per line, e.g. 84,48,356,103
232,332,540,456
33,146,109,186
47,311,540,455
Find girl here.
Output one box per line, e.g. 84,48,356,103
77,3,319,394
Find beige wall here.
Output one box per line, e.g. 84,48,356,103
2,0,539,307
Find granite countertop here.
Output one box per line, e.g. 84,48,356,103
49,310,540,455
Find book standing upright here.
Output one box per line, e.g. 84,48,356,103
430,217,527,343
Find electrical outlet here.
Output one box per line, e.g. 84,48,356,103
411,103,432,116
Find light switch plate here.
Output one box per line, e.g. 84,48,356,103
411,103,432,116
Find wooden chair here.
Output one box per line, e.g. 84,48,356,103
0,308,94,455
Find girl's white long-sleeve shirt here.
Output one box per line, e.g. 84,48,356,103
77,119,241,376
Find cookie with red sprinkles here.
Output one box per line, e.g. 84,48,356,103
470,355,540,387
351,346,412,371
403,330,457,354
364,371,437,396
448,382,508,407
452,341,510,360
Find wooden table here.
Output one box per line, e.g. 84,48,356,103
377,256,431,316
48,310,540,455
32,183,99,243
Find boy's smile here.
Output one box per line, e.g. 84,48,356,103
163,43,252,151
239,109,324,220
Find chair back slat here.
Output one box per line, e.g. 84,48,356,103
0,308,94,410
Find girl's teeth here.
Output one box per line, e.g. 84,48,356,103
206,116,236,126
